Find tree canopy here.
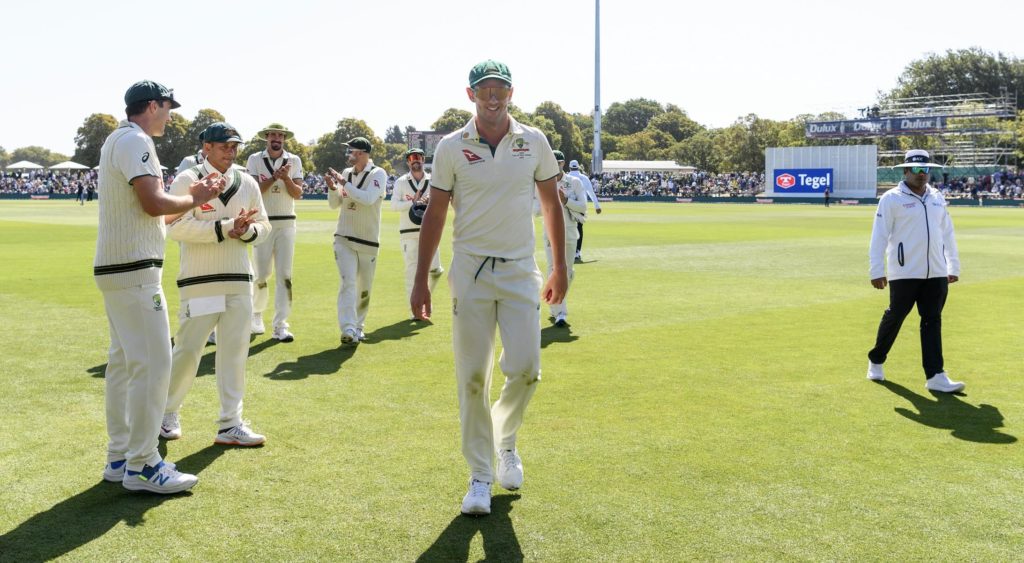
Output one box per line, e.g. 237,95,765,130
72,113,118,167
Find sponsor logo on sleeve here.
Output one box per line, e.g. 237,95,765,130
142,152,150,163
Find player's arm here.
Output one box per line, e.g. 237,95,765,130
564,177,588,215
410,187,450,320
391,181,413,211
940,196,960,282
135,174,220,219
345,169,385,205
537,176,568,304
868,195,891,288
283,157,305,199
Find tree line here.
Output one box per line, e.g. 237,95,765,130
2,48,1022,175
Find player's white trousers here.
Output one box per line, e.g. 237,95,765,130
333,238,377,333
253,222,295,329
449,252,542,483
544,235,577,317
102,282,171,471
165,294,252,429
401,233,443,300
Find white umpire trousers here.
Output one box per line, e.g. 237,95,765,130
253,222,295,330
401,234,443,301
543,235,577,318
449,252,542,483
102,281,171,471
165,293,252,429
333,238,377,333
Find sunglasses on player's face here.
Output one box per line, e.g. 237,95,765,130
473,85,511,101
910,166,930,174
407,154,424,162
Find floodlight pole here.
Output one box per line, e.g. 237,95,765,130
593,0,602,176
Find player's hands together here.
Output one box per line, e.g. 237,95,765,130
228,208,259,238
542,267,569,305
190,172,225,204
871,277,887,289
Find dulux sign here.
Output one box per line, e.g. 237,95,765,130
773,168,833,193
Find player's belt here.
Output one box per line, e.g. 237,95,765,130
94,258,163,276
335,234,380,248
400,228,420,234
177,273,253,287
268,215,296,221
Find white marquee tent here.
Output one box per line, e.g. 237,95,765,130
5,160,44,170
49,161,90,170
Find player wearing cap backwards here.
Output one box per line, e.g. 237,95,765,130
866,149,964,393
160,122,271,447
246,123,305,342
536,150,586,328
391,147,443,308
410,60,568,516
567,159,600,263
326,137,387,345
95,80,224,493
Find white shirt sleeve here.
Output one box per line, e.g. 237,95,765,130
430,139,454,192
115,133,161,184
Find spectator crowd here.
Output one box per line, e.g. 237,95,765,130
934,171,1024,200
592,170,765,198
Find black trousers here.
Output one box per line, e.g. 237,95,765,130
868,277,948,378
576,221,584,254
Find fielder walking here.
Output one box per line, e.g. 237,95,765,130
867,149,964,393
410,60,568,516
391,148,443,307
568,159,600,263
247,123,305,342
539,150,586,327
161,123,271,446
327,137,387,345
94,80,223,494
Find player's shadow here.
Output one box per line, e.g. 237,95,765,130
541,325,579,348
362,318,432,344
264,346,357,380
877,380,1017,444
416,494,523,563
0,445,226,562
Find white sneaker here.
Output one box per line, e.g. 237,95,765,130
461,479,492,516
122,460,197,494
866,361,885,381
341,328,358,345
496,448,524,491
103,459,126,482
272,326,294,343
357,328,366,342
160,412,182,440
251,313,265,335
553,313,568,328
925,372,965,393
215,421,266,446
207,330,216,345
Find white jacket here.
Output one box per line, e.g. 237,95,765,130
869,182,960,281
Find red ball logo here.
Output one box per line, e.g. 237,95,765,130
776,173,796,189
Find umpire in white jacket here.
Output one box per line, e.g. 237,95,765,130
866,149,964,393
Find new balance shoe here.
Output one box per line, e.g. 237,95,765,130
251,313,266,335
160,412,182,440
866,361,885,381
272,326,295,343
207,329,216,345
461,479,492,516
122,460,197,494
496,448,524,491
214,422,266,446
341,328,358,345
925,372,965,393
103,459,126,482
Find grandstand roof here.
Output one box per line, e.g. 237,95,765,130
601,160,696,174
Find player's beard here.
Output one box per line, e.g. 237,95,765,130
270,141,283,151
411,162,422,172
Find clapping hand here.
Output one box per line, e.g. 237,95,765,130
190,172,225,204
228,208,259,239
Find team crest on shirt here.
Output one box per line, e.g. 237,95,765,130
462,149,484,164
510,138,531,159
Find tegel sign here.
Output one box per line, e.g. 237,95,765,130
773,168,833,193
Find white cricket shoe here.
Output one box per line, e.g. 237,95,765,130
866,361,885,381
357,328,367,342
496,448,524,491
925,372,965,393
272,326,294,343
461,479,492,516
251,313,265,335
215,422,266,446
341,328,358,345
207,330,216,345
160,412,182,440
103,459,126,482
122,460,197,494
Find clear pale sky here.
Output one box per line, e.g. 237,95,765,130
1,0,1019,156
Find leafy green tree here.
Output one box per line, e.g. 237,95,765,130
602,98,664,136
72,113,118,167
384,125,405,144
534,101,586,164
431,108,473,133
0,146,9,167
310,118,381,173
887,47,1024,110
10,146,68,167
186,109,227,149
153,113,191,171
674,130,721,172
646,106,703,143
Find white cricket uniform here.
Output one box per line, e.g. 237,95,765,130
538,173,586,318
247,150,303,331
329,160,386,334
391,171,443,300
176,151,204,173
569,169,599,256
164,161,270,429
431,116,559,483
93,120,171,472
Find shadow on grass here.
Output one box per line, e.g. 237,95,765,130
264,346,357,380
541,324,579,349
89,337,280,379
362,318,432,344
877,380,1017,444
417,494,522,563
0,445,227,562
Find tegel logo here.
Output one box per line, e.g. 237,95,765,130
774,168,833,193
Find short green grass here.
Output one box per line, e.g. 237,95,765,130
0,200,1022,561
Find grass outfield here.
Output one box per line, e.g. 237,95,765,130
0,200,1022,561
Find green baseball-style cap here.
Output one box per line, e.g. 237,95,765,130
124,80,181,109
552,150,565,161
202,122,244,144
469,60,512,87
258,123,294,140
404,148,425,159
344,137,372,153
